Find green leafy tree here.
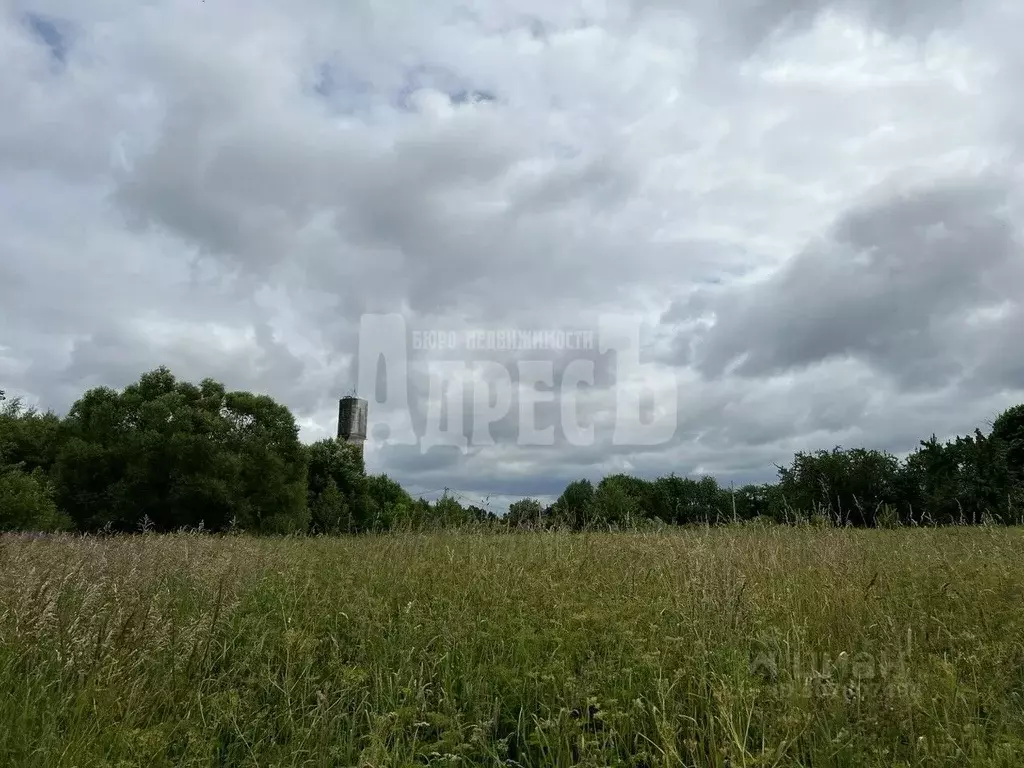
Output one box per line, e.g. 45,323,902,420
727,483,778,522
308,478,349,533
991,404,1024,483
902,430,1020,525
222,389,309,533
648,474,724,525
507,498,544,528
363,473,416,530
777,447,902,526
53,367,308,533
0,394,70,532
0,396,63,476
0,465,72,532
552,479,595,530
432,493,469,529
591,474,647,527
306,439,368,532
467,504,495,523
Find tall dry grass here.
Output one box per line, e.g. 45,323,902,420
1,526,1022,767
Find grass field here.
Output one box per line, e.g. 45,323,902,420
1,526,1023,767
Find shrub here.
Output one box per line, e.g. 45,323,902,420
0,466,72,532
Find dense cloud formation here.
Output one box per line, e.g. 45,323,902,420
2,0,1022,510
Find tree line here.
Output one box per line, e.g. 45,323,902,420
2,367,1023,533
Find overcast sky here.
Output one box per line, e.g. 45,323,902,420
3,0,1023,511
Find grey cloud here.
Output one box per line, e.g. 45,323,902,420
670,175,1024,389
113,89,646,319
23,12,70,64
671,0,968,55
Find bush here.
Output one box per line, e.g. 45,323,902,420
0,466,72,532
506,498,544,528
309,478,350,534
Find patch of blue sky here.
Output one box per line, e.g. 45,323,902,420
311,62,379,115
24,12,70,65
393,64,496,112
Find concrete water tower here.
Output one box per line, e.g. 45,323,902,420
337,394,368,454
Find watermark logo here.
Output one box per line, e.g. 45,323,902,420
412,329,595,352
748,648,917,699
356,314,678,453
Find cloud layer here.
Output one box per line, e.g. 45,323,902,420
3,0,1023,509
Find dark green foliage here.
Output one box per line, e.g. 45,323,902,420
775,447,903,526
222,389,309,534
591,474,643,527
50,368,308,533
648,473,728,525
432,492,470,528
728,483,783,522
306,439,366,533
0,465,72,532
0,395,71,532
991,404,1024,482
467,504,496,523
308,478,348,534
507,498,544,528
902,430,1022,525
0,396,62,476
552,479,595,528
363,473,415,529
